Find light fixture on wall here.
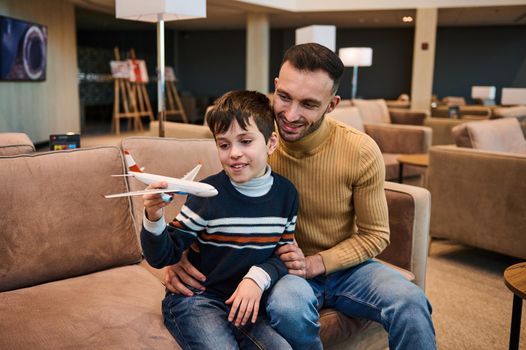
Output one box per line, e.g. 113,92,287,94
295,25,336,52
338,47,373,100
116,0,206,137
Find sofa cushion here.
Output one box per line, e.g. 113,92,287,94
352,99,391,124
327,106,365,132
0,147,142,292
0,132,35,156
0,265,179,349
452,118,526,154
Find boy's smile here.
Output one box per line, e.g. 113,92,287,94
215,117,277,184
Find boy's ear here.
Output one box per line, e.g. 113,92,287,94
267,132,278,155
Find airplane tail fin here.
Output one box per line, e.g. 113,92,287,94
181,163,202,181
123,150,143,173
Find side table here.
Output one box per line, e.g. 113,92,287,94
396,153,429,184
504,262,526,350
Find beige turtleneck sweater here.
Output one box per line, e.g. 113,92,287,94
269,117,389,274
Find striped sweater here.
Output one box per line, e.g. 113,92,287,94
269,117,390,274
140,170,298,299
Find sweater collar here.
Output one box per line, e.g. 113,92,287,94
279,117,332,157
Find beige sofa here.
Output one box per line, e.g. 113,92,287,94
427,118,526,259
1,133,431,349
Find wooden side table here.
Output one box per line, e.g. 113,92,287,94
396,153,429,184
504,262,526,350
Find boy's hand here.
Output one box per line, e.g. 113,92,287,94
143,181,172,222
225,278,262,327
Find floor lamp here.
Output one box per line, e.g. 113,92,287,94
116,1,206,137
338,47,373,100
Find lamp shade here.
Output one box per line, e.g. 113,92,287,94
295,25,336,52
338,47,373,67
471,86,496,100
116,0,206,22
501,88,526,105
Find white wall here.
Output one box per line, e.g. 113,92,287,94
0,0,79,143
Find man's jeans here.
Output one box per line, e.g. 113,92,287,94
162,291,292,349
267,259,437,350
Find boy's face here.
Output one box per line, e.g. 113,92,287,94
273,61,340,142
214,117,278,184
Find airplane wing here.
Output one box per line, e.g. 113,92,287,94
181,164,202,181
105,188,186,199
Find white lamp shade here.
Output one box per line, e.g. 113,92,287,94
295,25,336,52
501,88,526,105
339,47,373,67
116,0,206,22
471,86,496,100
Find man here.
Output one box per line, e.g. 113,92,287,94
164,43,436,350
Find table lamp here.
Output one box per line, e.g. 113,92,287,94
116,0,206,137
338,47,373,100
295,25,336,52
471,86,496,106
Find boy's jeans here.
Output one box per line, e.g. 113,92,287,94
267,259,437,350
162,291,292,350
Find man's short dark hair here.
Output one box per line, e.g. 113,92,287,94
207,90,275,142
281,43,344,94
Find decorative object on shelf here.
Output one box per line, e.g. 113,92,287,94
295,25,336,52
116,0,206,137
471,85,496,106
339,47,373,100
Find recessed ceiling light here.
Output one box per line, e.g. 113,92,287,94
402,16,413,23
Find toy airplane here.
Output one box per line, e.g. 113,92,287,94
105,151,218,201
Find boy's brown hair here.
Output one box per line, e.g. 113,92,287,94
207,90,275,142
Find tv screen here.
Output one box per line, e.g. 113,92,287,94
0,15,47,81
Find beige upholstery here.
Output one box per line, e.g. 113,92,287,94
149,120,213,139
328,107,432,180
0,146,177,349
352,98,428,126
122,136,431,350
452,118,526,154
492,105,526,119
0,132,35,155
427,145,526,259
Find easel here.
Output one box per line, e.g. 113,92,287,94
111,47,143,135
128,49,155,124
165,73,188,123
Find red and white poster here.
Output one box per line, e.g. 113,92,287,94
128,59,149,83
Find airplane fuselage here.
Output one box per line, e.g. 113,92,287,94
130,171,218,197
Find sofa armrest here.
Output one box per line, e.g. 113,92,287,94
0,132,35,156
427,145,526,259
364,123,432,154
377,181,431,290
389,109,428,126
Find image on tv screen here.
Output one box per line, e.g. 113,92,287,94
0,15,47,81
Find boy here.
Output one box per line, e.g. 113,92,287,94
140,90,307,349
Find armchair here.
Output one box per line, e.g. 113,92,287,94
352,98,428,126
122,136,432,350
328,106,432,180
427,118,526,259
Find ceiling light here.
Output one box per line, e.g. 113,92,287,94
402,16,413,23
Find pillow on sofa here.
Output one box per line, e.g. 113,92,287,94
452,118,526,154
327,106,365,132
352,99,391,124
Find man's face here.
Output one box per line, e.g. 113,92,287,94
273,61,340,142
214,117,278,183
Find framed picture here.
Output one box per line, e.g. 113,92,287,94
110,60,131,79
128,59,148,83
0,15,47,81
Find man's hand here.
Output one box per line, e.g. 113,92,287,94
143,181,172,222
164,249,206,296
225,279,262,327
276,244,326,279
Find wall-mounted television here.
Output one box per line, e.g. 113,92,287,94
0,15,47,81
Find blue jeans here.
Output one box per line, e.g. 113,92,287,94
268,260,437,350
162,290,292,349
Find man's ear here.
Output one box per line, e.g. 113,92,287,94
325,95,341,114
273,77,279,92
267,132,278,155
